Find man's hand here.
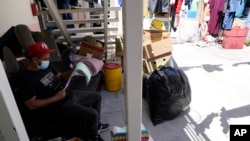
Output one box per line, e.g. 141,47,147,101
25,89,67,110
55,89,66,100
57,68,74,81
55,72,62,80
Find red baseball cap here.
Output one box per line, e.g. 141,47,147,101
27,42,55,57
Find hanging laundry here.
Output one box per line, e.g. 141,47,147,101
170,0,176,5
190,0,198,11
148,0,158,15
148,0,169,15
235,0,247,17
208,0,224,36
170,0,183,31
118,0,122,7
161,0,169,13
185,0,193,9
155,0,163,14
170,4,177,31
228,0,241,12
222,10,235,30
245,11,250,27
221,0,241,30
175,0,184,14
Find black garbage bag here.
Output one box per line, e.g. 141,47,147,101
147,65,191,126
166,56,178,68
142,56,179,100
142,72,151,99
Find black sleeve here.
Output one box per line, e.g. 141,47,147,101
18,72,37,102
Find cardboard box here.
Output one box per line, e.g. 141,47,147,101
143,30,170,44
222,27,249,49
143,30,172,73
143,55,172,73
143,38,172,59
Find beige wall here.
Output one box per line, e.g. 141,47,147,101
0,0,40,36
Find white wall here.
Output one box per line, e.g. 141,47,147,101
0,0,40,35
0,1,40,140
0,62,29,141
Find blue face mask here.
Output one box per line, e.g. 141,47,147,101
38,60,50,70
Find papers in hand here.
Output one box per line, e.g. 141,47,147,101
64,62,91,90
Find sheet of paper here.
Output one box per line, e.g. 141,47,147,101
64,62,91,90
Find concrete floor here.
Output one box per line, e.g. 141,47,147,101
99,42,250,141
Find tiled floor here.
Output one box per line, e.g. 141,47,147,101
99,43,250,141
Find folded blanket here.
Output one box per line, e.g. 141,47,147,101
81,57,104,76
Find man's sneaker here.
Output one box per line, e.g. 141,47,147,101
98,123,109,133
41,7,48,10
70,3,82,9
95,134,104,141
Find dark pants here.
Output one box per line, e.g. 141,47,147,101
70,0,78,5
56,0,75,28
34,90,102,140
62,90,101,140
40,0,77,28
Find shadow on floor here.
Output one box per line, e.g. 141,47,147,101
142,104,250,141
180,61,250,73
180,64,223,72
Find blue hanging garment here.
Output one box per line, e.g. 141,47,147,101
118,0,122,7
148,0,159,15
185,0,193,9
235,0,247,17
228,0,241,12
222,10,236,30
148,0,169,15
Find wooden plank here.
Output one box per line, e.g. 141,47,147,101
52,27,118,34
44,18,119,25
56,34,117,41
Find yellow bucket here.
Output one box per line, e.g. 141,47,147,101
103,63,122,92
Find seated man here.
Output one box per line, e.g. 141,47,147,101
17,42,108,141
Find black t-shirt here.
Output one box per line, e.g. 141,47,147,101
17,66,66,124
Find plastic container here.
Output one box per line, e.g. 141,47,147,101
187,11,197,18
222,26,249,49
103,63,122,92
180,18,199,42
